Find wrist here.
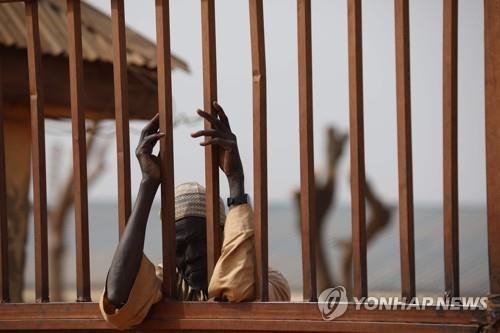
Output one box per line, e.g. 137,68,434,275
141,176,160,189
228,173,244,198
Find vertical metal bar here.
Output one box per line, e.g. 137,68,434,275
443,0,459,298
297,0,317,302
200,0,221,281
155,0,176,299
484,0,500,295
25,0,49,302
394,0,415,300
249,0,268,302
67,0,91,302
347,0,367,299
111,0,131,237
0,54,9,303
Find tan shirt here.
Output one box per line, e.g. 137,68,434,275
100,203,291,329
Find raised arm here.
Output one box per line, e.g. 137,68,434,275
106,114,164,307
191,101,245,198
191,102,290,301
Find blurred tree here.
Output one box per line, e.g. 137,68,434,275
48,121,108,301
338,180,392,295
294,126,393,295
295,126,347,292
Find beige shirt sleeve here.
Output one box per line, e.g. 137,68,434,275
99,255,162,330
208,203,291,302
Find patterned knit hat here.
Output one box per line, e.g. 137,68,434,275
174,182,226,226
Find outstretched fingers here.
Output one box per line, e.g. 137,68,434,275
196,109,222,130
200,137,234,151
140,113,160,140
190,129,219,138
212,101,231,131
194,103,236,151
136,132,165,155
144,132,165,143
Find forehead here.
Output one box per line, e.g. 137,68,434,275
175,216,206,241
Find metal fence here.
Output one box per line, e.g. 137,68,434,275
0,0,499,332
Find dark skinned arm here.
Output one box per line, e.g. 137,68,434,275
106,114,164,308
106,101,243,307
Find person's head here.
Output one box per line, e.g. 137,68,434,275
173,182,225,291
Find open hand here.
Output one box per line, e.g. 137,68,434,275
191,102,244,196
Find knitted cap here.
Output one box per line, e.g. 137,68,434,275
174,182,226,226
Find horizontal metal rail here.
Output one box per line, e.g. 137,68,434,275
0,302,486,332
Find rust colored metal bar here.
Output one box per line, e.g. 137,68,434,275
297,0,317,302
347,0,367,299
66,0,91,302
155,0,176,299
0,302,486,331
0,301,487,324
443,0,459,298
200,0,221,281
484,0,500,295
111,0,132,236
0,55,9,303
25,0,49,302
394,0,415,299
249,0,268,302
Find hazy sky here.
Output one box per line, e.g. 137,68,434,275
45,0,486,207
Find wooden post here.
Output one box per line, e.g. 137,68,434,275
25,0,49,302
66,0,91,302
0,47,9,303
111,0,132,237
443,0,459,298
200,0,222,281
347,0,367,299
394,0,416,300
249,0,269,302
297,0,317,302
155,0,177,299
484,0,500,296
